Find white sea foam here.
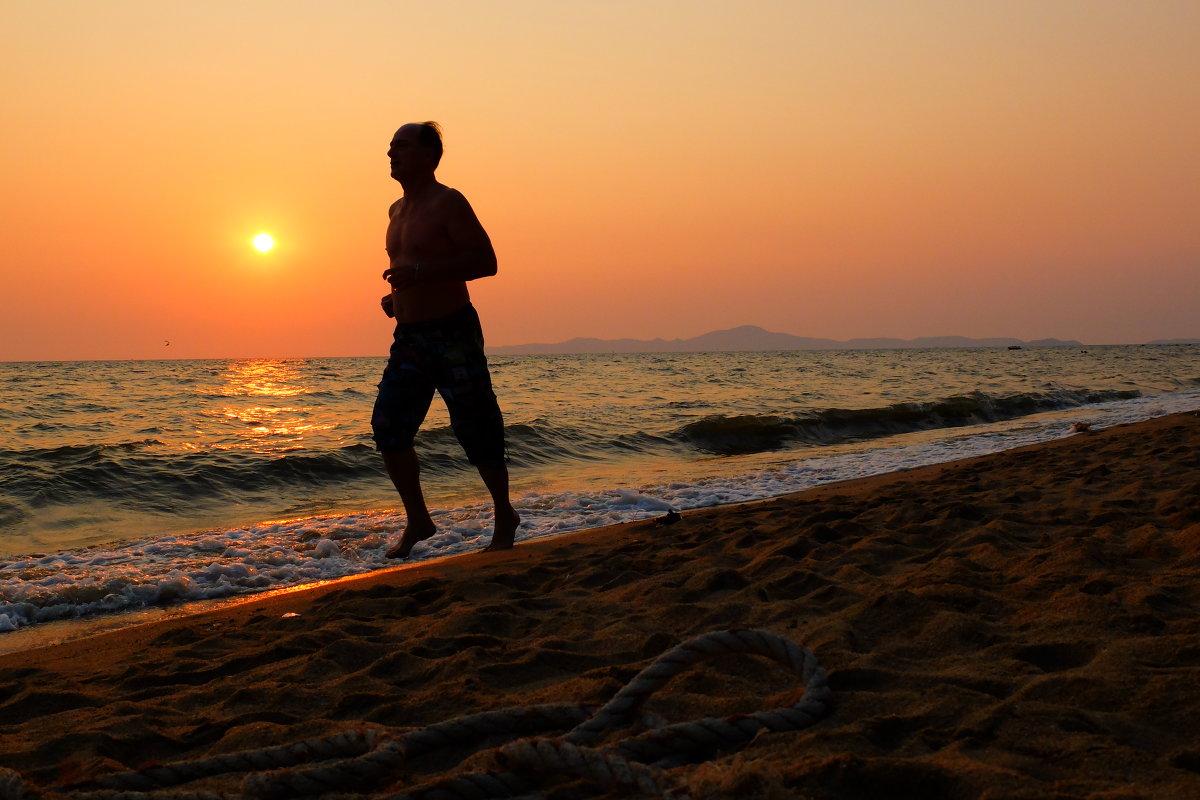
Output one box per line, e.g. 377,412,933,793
0,390,1196,633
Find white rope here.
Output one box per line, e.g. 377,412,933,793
7,629,828,800
1,768,41,800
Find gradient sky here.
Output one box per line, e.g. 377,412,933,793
3,0,1198,361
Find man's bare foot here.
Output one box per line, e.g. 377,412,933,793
385,519,436,559
482,508,521,552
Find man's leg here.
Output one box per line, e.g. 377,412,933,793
382,447,438,558
373,334,436,560
433,305,518,551
478,463,520,552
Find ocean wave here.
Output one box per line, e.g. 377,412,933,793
0,443,385,514
0,388,1149,513
4,389,1196,634
415,420,630,468
0,499,27,528
0,424,613,520
504,421,616,464
189,386,369,402
38,439,166,459
674,389,1141,454
675,415,798,455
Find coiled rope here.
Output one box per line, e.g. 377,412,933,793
1,629,829,800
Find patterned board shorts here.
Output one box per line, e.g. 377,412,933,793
371,304,506,468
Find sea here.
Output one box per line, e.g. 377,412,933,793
2,345,1199,646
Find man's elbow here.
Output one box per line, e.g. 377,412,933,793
480,253,498,278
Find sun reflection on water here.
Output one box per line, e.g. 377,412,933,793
205,360,336,453
220,360,307,398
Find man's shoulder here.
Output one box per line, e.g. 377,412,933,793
435,184,467,202
389,185,470,218
430,185,475,216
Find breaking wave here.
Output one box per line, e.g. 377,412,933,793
674,389,1141,454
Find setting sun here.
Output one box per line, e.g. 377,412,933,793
252,233,275,253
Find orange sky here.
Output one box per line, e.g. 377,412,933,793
3,1,1198,361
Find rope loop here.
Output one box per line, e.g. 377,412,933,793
566,628,829,748
14,629,827,800
1,767,42,800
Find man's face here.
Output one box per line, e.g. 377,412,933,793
388,125,433,181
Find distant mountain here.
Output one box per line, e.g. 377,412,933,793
488,326,1086,355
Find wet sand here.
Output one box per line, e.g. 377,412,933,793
2,412,1199,799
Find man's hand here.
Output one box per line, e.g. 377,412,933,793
380,293,395,318
382,263,420,291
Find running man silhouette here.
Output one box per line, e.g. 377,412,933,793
371,122,519,558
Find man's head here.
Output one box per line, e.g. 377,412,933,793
388,121,443,181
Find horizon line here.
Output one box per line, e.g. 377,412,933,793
3,338,1198,365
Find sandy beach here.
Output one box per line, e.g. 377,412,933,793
2,411,1199,799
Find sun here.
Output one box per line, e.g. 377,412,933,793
252,233,275,253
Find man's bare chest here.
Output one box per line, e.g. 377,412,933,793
386,205,450,257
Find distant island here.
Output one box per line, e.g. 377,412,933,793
488,326,1090,355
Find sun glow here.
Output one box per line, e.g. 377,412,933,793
252,233,275,252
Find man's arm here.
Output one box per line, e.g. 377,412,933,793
383,191,496,289
380,198,403,316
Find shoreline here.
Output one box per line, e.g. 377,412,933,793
0,403,1148,656
5,346,1197,564
5,389,1197,637
2,411,1199,798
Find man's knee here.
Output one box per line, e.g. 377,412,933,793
372,374,433,452
449,407,506,467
